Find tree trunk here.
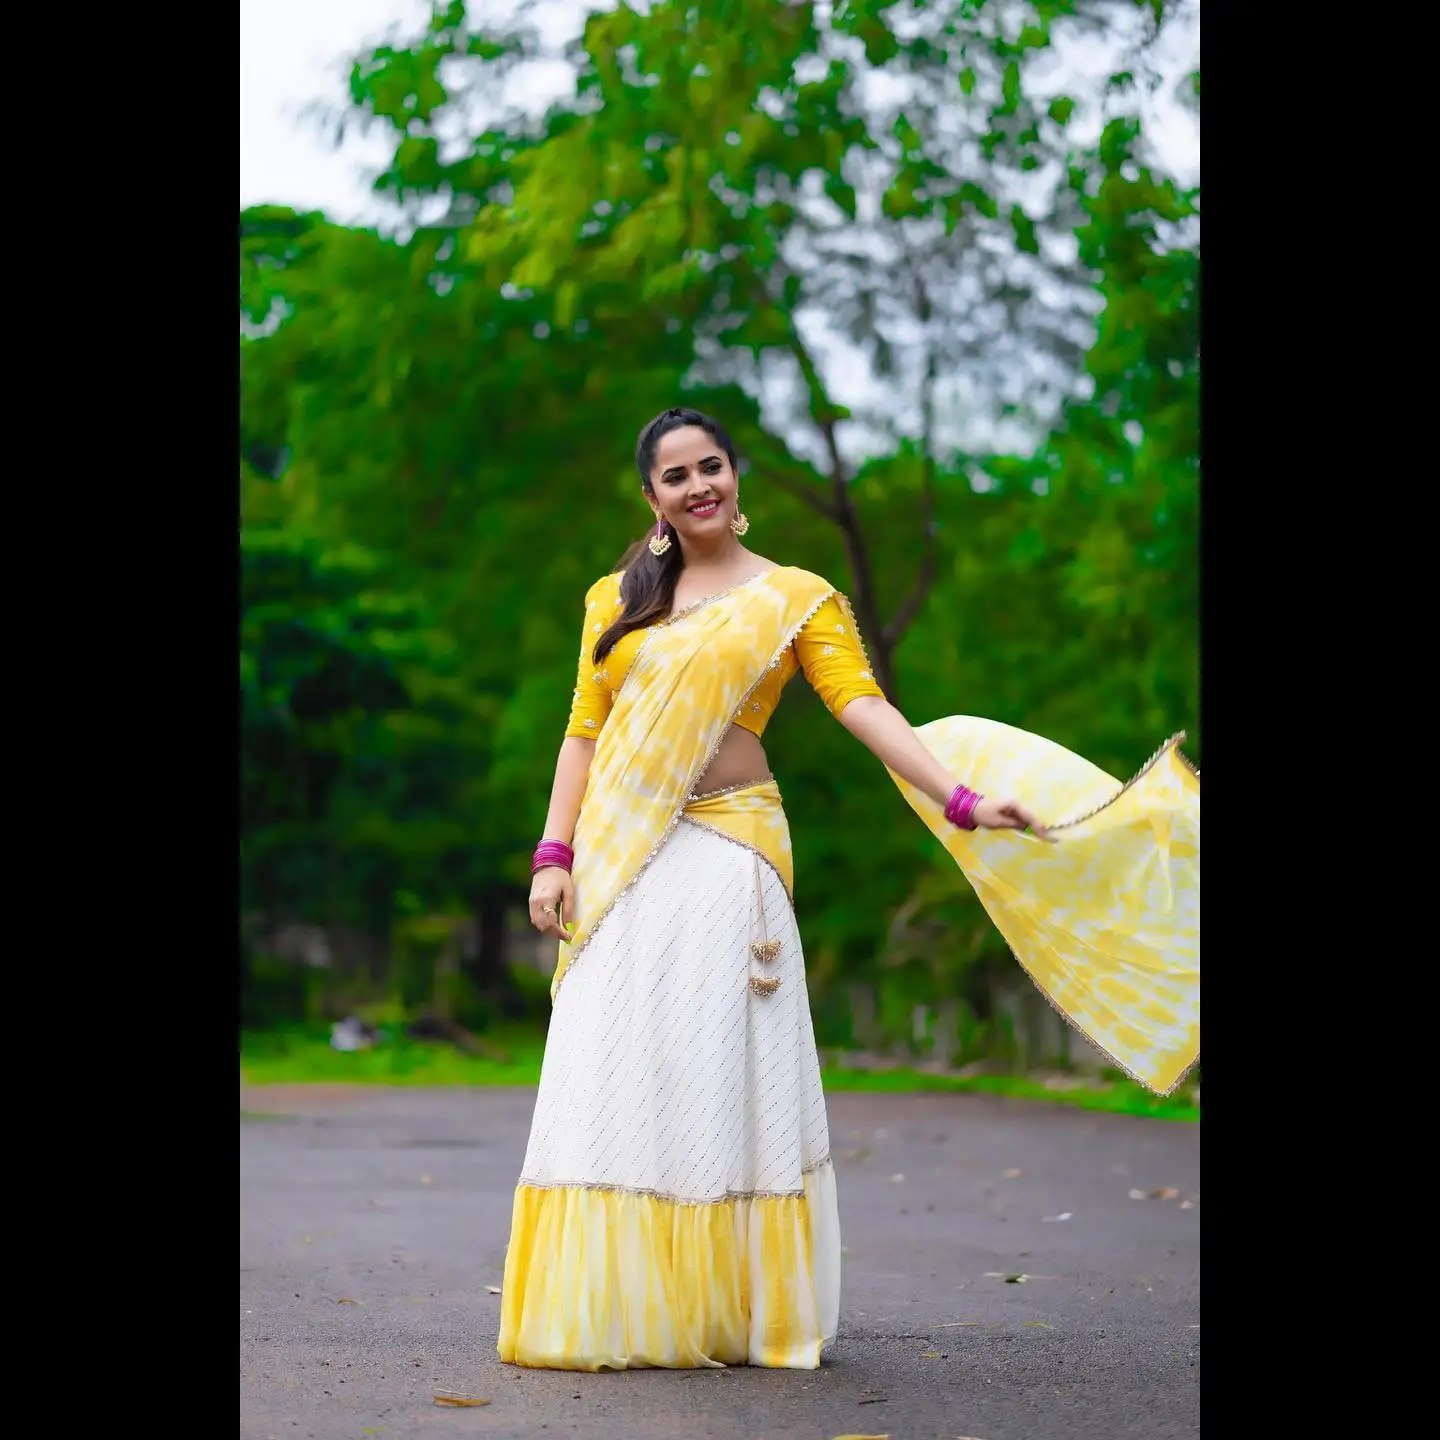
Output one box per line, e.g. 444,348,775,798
470,881,526,1021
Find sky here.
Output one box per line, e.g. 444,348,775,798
240,0,1198,224
241,0,1197,458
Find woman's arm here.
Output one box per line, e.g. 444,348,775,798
838,696,1047,835
539,735,597,845
528,736,596,940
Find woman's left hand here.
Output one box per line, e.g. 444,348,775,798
973,795,1050,839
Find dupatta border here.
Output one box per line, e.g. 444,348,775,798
997,922,1200,1096
1044,731,1198,833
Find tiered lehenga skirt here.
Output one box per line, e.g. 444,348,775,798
498,782,839,1370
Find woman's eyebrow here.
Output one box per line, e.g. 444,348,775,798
661,454,720,479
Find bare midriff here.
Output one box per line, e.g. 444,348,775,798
690,723,772,798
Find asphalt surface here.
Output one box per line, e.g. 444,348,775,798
240,1085,1199,1440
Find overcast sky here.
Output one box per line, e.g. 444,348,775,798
241,0,1197,223
242,0,1197,459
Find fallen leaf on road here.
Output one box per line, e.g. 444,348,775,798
433,1394,490,1408
1128,1189,1147,1200
485,1285,502,1294
1180,1200,1195,1210
1022,1322,1054,1329
934,1321,981,1328
1042,1212,1072,1222
336,1298,359,1305
1151,1187,1180,1201
890,1174,906,1183
920,1350,940,1358
985,1272,1060,1283
1002,1168,1023,1178
829,1433,889,1439
420,1175,433,1186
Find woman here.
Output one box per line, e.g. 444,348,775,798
498,406,1199,1372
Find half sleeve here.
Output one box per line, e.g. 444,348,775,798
563,574,622,739
793,593,886,719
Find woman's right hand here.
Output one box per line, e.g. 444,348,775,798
529,866,576,941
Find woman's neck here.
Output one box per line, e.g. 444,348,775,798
677,538,749,574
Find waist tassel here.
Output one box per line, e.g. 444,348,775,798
748,852,782,996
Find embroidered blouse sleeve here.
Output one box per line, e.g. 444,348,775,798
793,593,886,719
563,574,622,739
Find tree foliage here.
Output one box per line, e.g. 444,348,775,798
239,0,1198,1061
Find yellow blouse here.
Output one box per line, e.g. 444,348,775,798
564,570,886,740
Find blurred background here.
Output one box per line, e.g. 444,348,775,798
240,0,1199,1103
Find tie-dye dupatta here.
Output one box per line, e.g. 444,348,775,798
551,567,834,998
551,567,1200,1096
889,720,1199,1095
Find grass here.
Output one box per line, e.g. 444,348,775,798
240,1026,1198,1122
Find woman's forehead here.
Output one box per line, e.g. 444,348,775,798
653,426,721,470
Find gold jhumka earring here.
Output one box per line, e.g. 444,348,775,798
648,517,672,556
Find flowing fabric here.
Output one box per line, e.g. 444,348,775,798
553,566,1199,1092
891,718,1200,1094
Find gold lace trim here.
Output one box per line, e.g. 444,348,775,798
999,928,1199,1096
516,1157,832,1207
688,775,775,802
661,567,784,626
1045,731,1198,834
553,585,837,999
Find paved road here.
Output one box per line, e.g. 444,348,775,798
240,1086,1198,1440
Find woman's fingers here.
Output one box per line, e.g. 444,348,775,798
529,892,575,940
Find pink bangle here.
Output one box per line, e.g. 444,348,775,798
944,784,982,831
532,839,574,873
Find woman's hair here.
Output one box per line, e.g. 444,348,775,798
593,406,739,665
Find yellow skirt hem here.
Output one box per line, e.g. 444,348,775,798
497,1173,833,1371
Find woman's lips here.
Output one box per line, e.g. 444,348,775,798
686,501,719,517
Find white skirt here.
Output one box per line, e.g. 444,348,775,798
498,814,840,1369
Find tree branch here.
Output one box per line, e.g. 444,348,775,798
882,285,940,649
742,433,838,521
784,325,896,700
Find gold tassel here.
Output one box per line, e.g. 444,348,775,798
746,854,780,996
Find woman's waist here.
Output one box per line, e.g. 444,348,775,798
685,774,780,810
681,774,792,897
689,724,772,801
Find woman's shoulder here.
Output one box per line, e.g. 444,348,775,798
582,570,625,614
762,563,840,601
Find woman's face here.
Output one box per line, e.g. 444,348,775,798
646,426,738,542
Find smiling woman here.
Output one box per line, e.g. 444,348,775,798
497,404,1200,1373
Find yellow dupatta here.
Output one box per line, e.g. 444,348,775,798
551,567,1199,1096
551,566,835,998
890,720,1199,1094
